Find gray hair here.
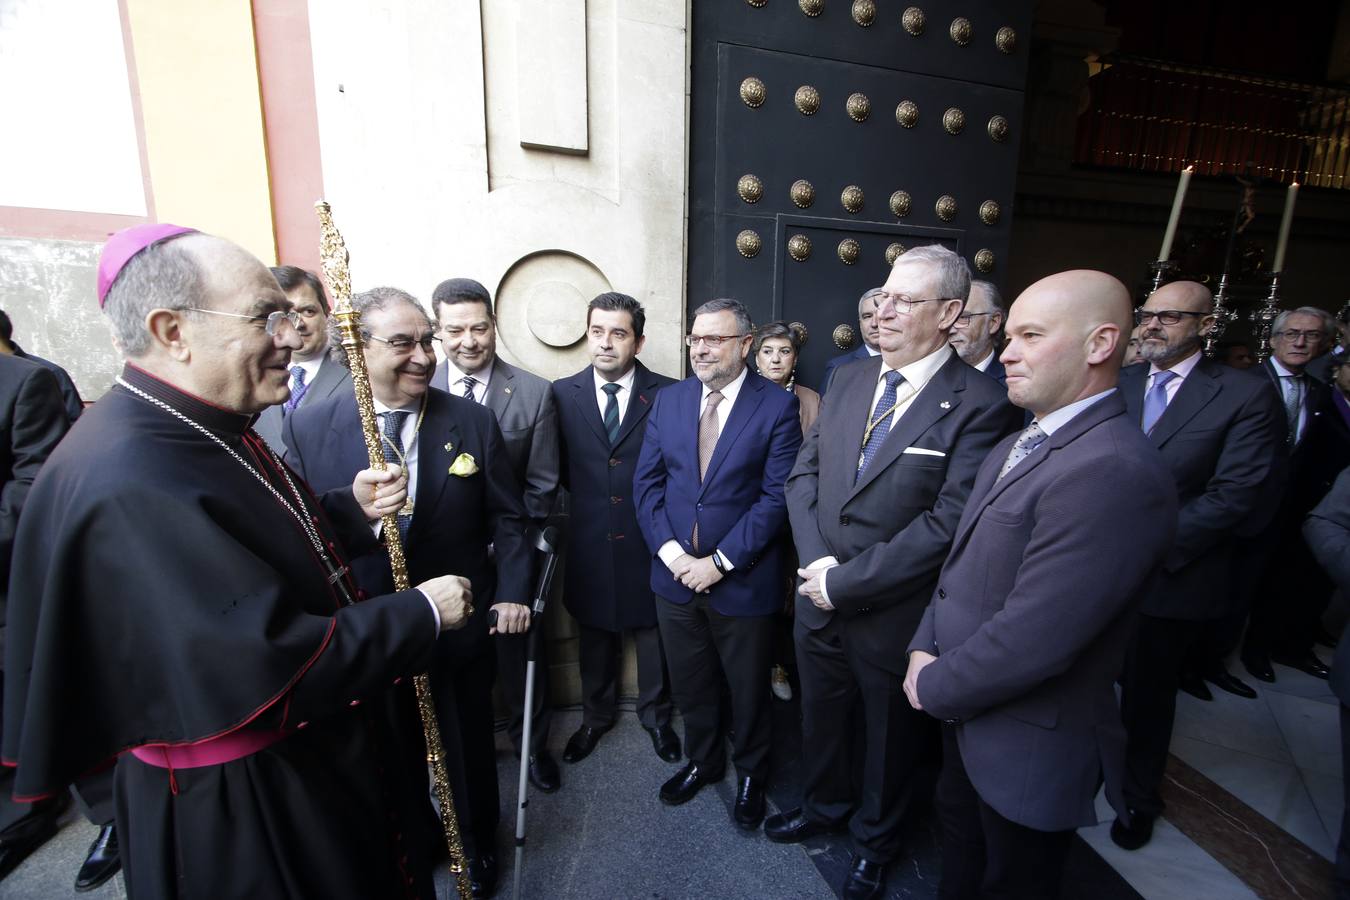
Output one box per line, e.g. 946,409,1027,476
692,298,753,336
1273,306,1336,340
102,239,204,357
896,244,972,304
969,279,1005,314
329,286,433,366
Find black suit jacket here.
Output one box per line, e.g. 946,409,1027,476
1119,358,1286,619
820,345,874,396
786,350,1022,674
283,389,532,663
12,346,82,423
254,356,352,454
1304,465,1350,704
553,361,675,631
977,353,1006,385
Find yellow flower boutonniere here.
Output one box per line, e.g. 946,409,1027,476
449,452,479,477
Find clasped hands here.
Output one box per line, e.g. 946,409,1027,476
670,553,723,594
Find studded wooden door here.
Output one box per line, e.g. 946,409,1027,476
688,1,1034,389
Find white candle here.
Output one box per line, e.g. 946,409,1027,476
1158,166,1193,262
1272,182,1299,273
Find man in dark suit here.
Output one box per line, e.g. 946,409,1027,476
1243,306,1338,681
285,286,533,899
0,310,83,422
905,270,1177,900
0,354,70,883
1110,280,1285,851
821,287,883,395
253,266,351,454
1303,465,1350,899
552,293,679,765
948,279,1007,384
430,278,562,792
634,298,802,829
774,245,1020,900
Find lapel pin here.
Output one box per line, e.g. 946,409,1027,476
504,387,513,395
939,400,951,409
443,442,454,452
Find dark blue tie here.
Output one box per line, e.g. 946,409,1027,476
381,410,412,544
602,382,621,444
856,370,905,482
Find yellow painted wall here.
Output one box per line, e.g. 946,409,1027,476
124,0,276,263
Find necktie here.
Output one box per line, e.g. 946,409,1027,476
1281,374,1304,445
602,382,621,444
1141,369,1177,433
285,366,308,412
855,371,906,483
461,375,477,401
693,390,723,552
998,421,1049,480
381,410,412,543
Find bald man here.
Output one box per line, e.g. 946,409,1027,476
904,271,1177,899
1112,281,1285,851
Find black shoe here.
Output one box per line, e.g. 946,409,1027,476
764,808,841,843
644,724,681,763
1314,625,1339,649
528,750,560,793
1178,670,1212,701
842,855,885,900
1202,667,1258,699
732,777,765,830
1242,650,1275,683
562,725,609,763
74,823,120,892
469,850,498,899
0,813,59,882
1272,650,1330,680
1109,811,1155,850
659,762,723,806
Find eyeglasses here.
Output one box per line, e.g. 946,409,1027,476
954,311,994,327
685,334,748,348
876,292,954,315
182,307,301,336
1134,309,1208,326
366,333,437,353
1273,329,1325,342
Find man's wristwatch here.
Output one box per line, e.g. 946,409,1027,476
711,551,726,576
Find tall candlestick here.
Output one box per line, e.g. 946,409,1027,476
1158,165,1193,261
1272,182,1299,273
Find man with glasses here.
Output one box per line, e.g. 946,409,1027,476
1110,280,1285,852
821,287,884,395
429,277,562,795
253,266,351,454
948,280,1007,384
634,298,802,831
285,286,533,898
1243,306,1340,683
777,245,1020,899
3,225,476,898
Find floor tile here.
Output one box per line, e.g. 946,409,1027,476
1171,688,1294,764
1265,690,1342,778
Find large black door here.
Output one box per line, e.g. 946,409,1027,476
688,1,1034,389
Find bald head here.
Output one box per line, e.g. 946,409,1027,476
1137,279,1215,369
1001,270,1132,418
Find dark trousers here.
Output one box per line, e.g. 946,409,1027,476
654,595,772,779
73,767,117,826
497,631,551,754
1338,704,1350,900
1121,614,1207,817
936,725,1073,900
430,643,500,855
577,623,672,730
1247,514,1332,659
796,616,935,863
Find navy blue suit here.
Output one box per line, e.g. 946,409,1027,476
821,345,874,396
977,354,1007,385
634,369,801,777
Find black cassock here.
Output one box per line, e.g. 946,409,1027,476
2,364,440,900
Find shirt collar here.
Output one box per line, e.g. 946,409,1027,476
881,343,951,389
594,365,637,394
973,349,995,372
1270,357,1298,378
864,345,881,356
701,366,748,405
373,395,423,416
1148,348,1202,381
1035,388,1116,436
291,355,324,382
449,358,494,388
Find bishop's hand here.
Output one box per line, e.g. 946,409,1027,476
354,464,407,522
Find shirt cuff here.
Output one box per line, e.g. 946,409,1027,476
657,540,685,569
715,549,735,571
417,587,441,636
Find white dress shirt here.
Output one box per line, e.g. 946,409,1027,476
1035,388,1116,436
973,350,995,373
372,398,439,632
594,365,637,422
448,360,494,405
1146,348,1202,409
290,355,324,391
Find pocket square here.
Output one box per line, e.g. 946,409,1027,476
449,452,479,476
902,446,946,458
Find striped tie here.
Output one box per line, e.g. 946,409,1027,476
602,382,621,444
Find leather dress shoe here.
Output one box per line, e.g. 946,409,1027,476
528,750,560,793
469,849,498,899
1272,650,1330,680
1202,667,1257,699
1177,670,1212,701
842,854,885,900
1110,810,1155,851
0,812,60,882
562,725,609,763
74,823,121,892
1242,650,1275,683
732,777,765,830
644,724,681,763
764,808,841,843
659,762,723,806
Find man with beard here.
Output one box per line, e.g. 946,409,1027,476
285,286,532,898
948,280,1007,384
1111,280,1284,850
2,224,473,899
821,288,883,394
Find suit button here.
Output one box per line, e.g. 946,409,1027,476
609,458,620,467
938,588,947,599
839,515,850,525
611,496,622,505
697,503,703,510
944,717,962,726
